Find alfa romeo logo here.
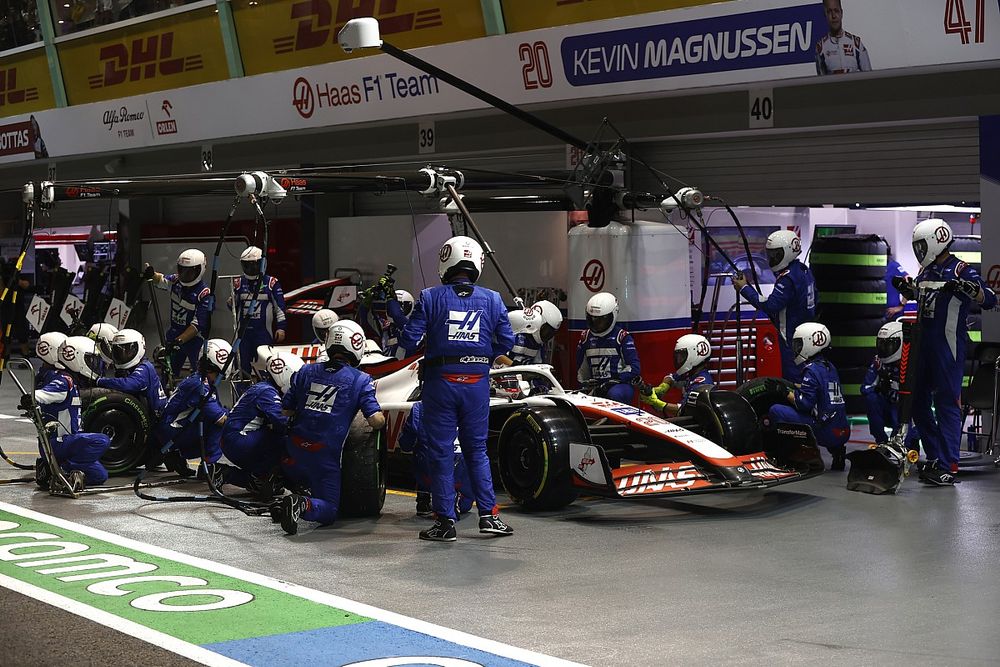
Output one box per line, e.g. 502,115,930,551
579,259,605,293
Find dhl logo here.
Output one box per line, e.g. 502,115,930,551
0,68,38,107
273,0,443,56
88,32,203,90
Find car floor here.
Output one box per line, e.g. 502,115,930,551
0,378,998,666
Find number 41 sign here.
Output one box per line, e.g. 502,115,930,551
748,88,774,129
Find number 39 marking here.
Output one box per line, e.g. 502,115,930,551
519,41,552,90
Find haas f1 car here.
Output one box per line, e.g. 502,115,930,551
366,359,824,510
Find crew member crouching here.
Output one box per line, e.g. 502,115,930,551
640,334,714,416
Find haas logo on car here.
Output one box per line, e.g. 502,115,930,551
811,330,828,347
988,265,1000,291
579,259,605,293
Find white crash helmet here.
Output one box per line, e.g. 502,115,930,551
438,235,485,283
325,319,367,366
876,321,904,364
251,344,275,381
765,230,802,273
312,308,339,342
674,333,711,377
59,335,103,381
177,248,207,286
263,349,303,395
912,218,954,269
508,309,530,335
240,245,263,278
87,323,119,362
395,289,414,317
523,300,563,344
585,292,619,337
37,332,68,367
200,338,233,375
791,322,831,365
110,328,146,370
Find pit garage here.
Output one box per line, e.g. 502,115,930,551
0,2,999,666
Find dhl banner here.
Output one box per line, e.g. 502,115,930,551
503,0,730,33
0,47,56,119
58,5,229,105
232,0,487,75
3,0,1000,164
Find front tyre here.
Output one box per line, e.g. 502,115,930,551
497,407,582,511
80,388,152,475
340,413,387,518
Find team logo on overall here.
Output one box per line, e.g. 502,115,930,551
447,310,482,341
305,382,338,413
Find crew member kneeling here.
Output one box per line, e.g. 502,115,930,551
768,322,850,471
97,329,167,416
278,320,384,535
577,292,641,404
641,334,714,416
860,321,919,452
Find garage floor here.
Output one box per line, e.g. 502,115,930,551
0,379,998,666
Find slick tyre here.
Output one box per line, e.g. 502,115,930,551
80,388,152,475
498,407,581,511
736,377,797,423
809,234,889,280
339,413,387,518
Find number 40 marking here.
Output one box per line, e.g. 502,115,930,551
945,0,986,44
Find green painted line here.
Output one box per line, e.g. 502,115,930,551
822,292,887,305
811,253,887,267
0,509,368,645
953,251,980,264
832,335,876,348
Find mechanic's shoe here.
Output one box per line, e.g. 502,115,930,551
268,499,283,524
419,518,457,542
279,495,307,535
67,470,86,493
415,491,433,517
479,514,513,536
34,458,50,490
918,459,939,484
830,447,847,472
199,462,227,489
163,450,194,478
921,465,958,487
249,474,285,501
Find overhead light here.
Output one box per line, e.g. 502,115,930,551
338,17,383,53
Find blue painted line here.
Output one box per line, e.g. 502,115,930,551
205,621,537,667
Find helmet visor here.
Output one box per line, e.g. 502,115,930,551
587,313,614,334
876,336,902,362
177,264,201,284
539,323,557,342
674,348,689,370
792,337,805,358
97,337,115,361
399,300,413,317
111,341,139,367
241,260,261,278
912,239,928,265
83,351,104,376
766,247,785,269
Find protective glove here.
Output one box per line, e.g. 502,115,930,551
892,275,916,301
652,381,672,399
18,393,33,412
944,279,982,300
639,391,667,413
142,264,156,281
163,339,181,355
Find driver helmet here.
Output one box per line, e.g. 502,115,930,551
109,329,146,370
912,218,954,269
59,335,103,381
438,236,484,284
585,292,619,337
876,321,903,364
240,246,263,278
177,248,207,286
37,332,68,368
87,323,119,363
791,322,831,365
312,308,339,343
263,349,303,395
395,290,414,317
674,334,711,377
522,300,563,344
765,230,802,273
200,338,233,376
325,320,367,366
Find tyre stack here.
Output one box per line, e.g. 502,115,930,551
951,235,982,384
810,234,889,414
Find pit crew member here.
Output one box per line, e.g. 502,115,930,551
96,329,168,416
734,230,816,383
22,334,111,490
577,292,641,404
150,249,213,378
397,400,473,518
900,219,996,486
397,235,516,542
640,334,714,417
815,0,872,75
156,339,231,478
860,321,919,451
86,323,118,377
231,246,287,373
768,322,850,471
278,320,385,535
505,300,563,366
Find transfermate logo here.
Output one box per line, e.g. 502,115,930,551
447,310,482,342
305,382,339,413
0,67,39,107
579,259,605,292
274,0,443,56
88,32,203,90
